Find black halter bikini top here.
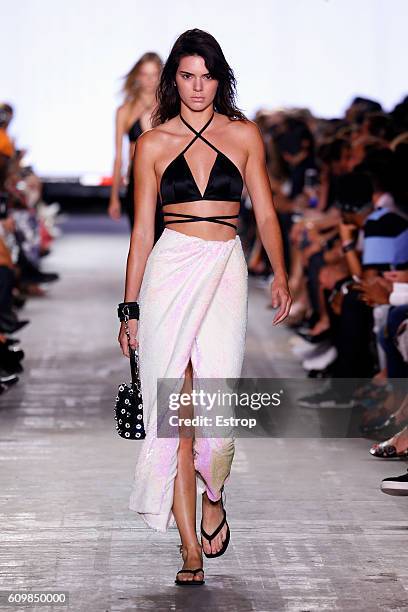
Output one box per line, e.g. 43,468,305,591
159,112,243,229
128,118,143,143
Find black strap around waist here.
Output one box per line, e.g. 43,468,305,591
163,212,239,229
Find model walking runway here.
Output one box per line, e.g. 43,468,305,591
129,227,248,532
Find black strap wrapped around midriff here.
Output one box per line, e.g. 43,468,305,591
163,211,239,229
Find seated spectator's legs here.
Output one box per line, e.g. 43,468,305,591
305,251,325,325
309,263,350,335
278,212,293,274
0,265,14,313
378,305,408,378
372,304,391,373
330,288,376,379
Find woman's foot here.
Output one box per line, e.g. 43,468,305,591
201,491,228,556
176,544,204,584
361,390,396,426
370,426,408,458
392,397,408,423
307,317,330,336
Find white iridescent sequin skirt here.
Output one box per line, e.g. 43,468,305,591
128,227,248,532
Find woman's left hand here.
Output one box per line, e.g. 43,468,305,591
270,278,292,325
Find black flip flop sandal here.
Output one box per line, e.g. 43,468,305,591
175,568,205,586
201,505,231,559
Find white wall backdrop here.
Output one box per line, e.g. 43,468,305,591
1,0,407,176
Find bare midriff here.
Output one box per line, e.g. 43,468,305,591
161,199,240,241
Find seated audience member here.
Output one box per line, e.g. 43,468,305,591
0,101,61,395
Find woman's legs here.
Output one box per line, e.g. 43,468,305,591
172,359,203,583
172,357,230,564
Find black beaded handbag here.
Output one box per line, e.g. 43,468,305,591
114,347,146,440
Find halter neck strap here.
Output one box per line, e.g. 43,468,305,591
179,112,215,137
178,112,220,156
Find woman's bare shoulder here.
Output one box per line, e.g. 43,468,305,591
116,101,133,119
225,117,263,156
229,117,261,138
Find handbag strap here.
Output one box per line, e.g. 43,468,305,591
129,347,140,386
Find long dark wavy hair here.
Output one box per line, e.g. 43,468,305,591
151,29,247,127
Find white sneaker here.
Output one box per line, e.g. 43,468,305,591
290,335,330,357
381,471,408,496
302,346,338,371
293,340,333,360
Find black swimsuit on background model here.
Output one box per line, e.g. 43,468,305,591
125,118,164,243
128,117,143,143
160,112,243,229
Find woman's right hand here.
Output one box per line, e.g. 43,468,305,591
118,320,139,358
108,196,122,220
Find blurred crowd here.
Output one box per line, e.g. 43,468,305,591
241,95,408,495
0,102,61,395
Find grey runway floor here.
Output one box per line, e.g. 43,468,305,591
1,215,407,612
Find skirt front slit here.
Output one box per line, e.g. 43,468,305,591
128,227,248,532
